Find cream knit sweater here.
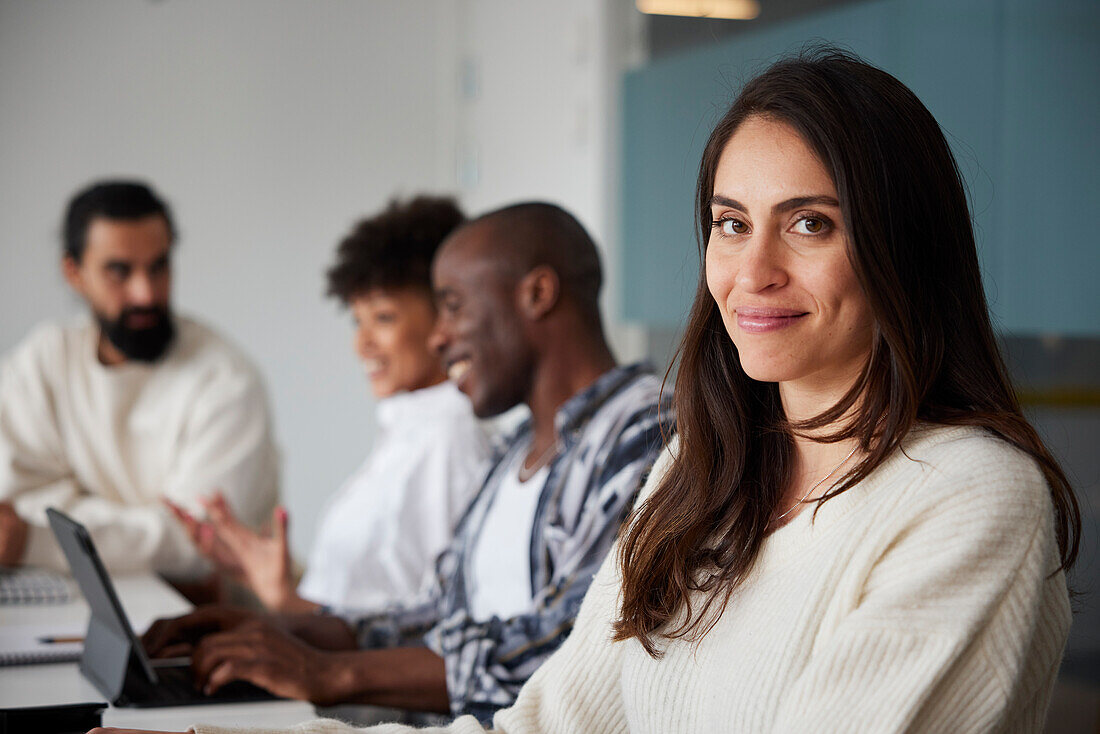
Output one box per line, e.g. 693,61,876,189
193,424,1069,734
0,315,279,579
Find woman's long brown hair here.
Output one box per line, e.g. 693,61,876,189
613,47,1081,658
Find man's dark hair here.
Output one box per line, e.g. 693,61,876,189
326,196,466,303
63,180,176,262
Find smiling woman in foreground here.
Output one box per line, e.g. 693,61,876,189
92,46,1080,734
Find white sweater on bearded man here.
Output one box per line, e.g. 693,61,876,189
190,424,1070,734
0,315,279,580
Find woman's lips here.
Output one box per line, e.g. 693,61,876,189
735,307,809,333
362,358,385,378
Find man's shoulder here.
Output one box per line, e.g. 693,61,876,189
3,317,91,374
592,369,672,434
604,370,665,409
169,315,264,383
573,369,673,482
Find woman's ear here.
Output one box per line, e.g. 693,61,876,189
517,265,560,320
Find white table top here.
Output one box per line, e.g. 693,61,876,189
0,573,316,731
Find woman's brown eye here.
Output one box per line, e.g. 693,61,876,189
796,217,824,234
720,218,747,235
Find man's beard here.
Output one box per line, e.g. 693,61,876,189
96,306,176,362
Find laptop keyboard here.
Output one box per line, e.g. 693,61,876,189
150,664,206,703
118,662,280,707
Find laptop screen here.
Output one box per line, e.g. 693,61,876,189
46,508,158,697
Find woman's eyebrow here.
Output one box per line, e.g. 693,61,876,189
772,195,840,213
710,194,840,213
709,194,745,210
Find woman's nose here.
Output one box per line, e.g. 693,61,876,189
735,233,788,293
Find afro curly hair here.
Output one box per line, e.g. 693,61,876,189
325,195,465,303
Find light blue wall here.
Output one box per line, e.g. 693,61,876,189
621,0,1100,335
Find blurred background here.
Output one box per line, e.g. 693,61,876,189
1,1,1096,729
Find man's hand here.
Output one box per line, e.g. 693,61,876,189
0,502,28,566
142,604,260,659
148,611,447,712
191,617,344,705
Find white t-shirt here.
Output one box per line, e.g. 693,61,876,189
466,448,549,622
297,381,489,612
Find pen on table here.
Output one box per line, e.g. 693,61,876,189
37,635,84,644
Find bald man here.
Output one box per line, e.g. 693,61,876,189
141,203,674,725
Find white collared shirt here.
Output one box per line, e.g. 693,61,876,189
298,381,489,611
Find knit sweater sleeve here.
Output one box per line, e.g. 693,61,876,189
770,435,1070,734
0,328,80,567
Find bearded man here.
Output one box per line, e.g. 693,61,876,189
0,180,279,581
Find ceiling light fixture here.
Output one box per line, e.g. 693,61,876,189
636,0,761,20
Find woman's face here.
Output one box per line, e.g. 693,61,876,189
705,116,874,395
350,287,446,398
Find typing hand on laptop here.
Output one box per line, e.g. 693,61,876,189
46,509,280,708
142,605,259,659
143,604,338,701
186,616,339,702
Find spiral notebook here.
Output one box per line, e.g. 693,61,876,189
0,566,74,605
0,624,83,666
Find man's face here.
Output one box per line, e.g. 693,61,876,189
430,226,533,418
63,215,175,362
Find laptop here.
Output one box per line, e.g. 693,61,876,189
46,508,280,708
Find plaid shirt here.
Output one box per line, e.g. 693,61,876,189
339,362,674,722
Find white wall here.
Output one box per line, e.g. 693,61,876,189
445,0,646,360
0,0,453,558
0,0,641,559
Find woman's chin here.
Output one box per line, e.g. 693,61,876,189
368,380,397,399
737,358,799,385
